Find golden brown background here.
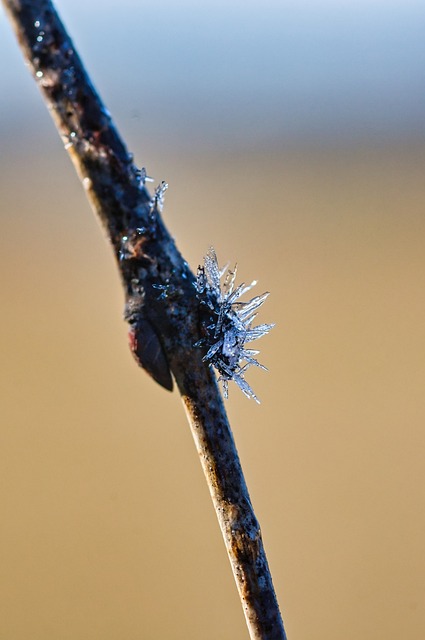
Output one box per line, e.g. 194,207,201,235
1,1,424,638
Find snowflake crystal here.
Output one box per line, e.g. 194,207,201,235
195,247,274,403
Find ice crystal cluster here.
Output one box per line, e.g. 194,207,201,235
195,248,274,403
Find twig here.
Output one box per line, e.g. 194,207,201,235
2,1,287,637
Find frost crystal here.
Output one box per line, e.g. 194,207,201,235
150,181,168,212
136,167,154,186
196,248,274,403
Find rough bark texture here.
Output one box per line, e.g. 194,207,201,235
2,1,287,637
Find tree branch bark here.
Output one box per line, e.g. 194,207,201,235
2,1,287,637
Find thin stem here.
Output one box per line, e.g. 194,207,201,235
2,1,287,637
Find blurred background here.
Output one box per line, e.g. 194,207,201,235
1,0,424,638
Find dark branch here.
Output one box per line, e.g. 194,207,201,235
2,1,287,637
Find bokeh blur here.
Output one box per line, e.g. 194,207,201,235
1,1,425,638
